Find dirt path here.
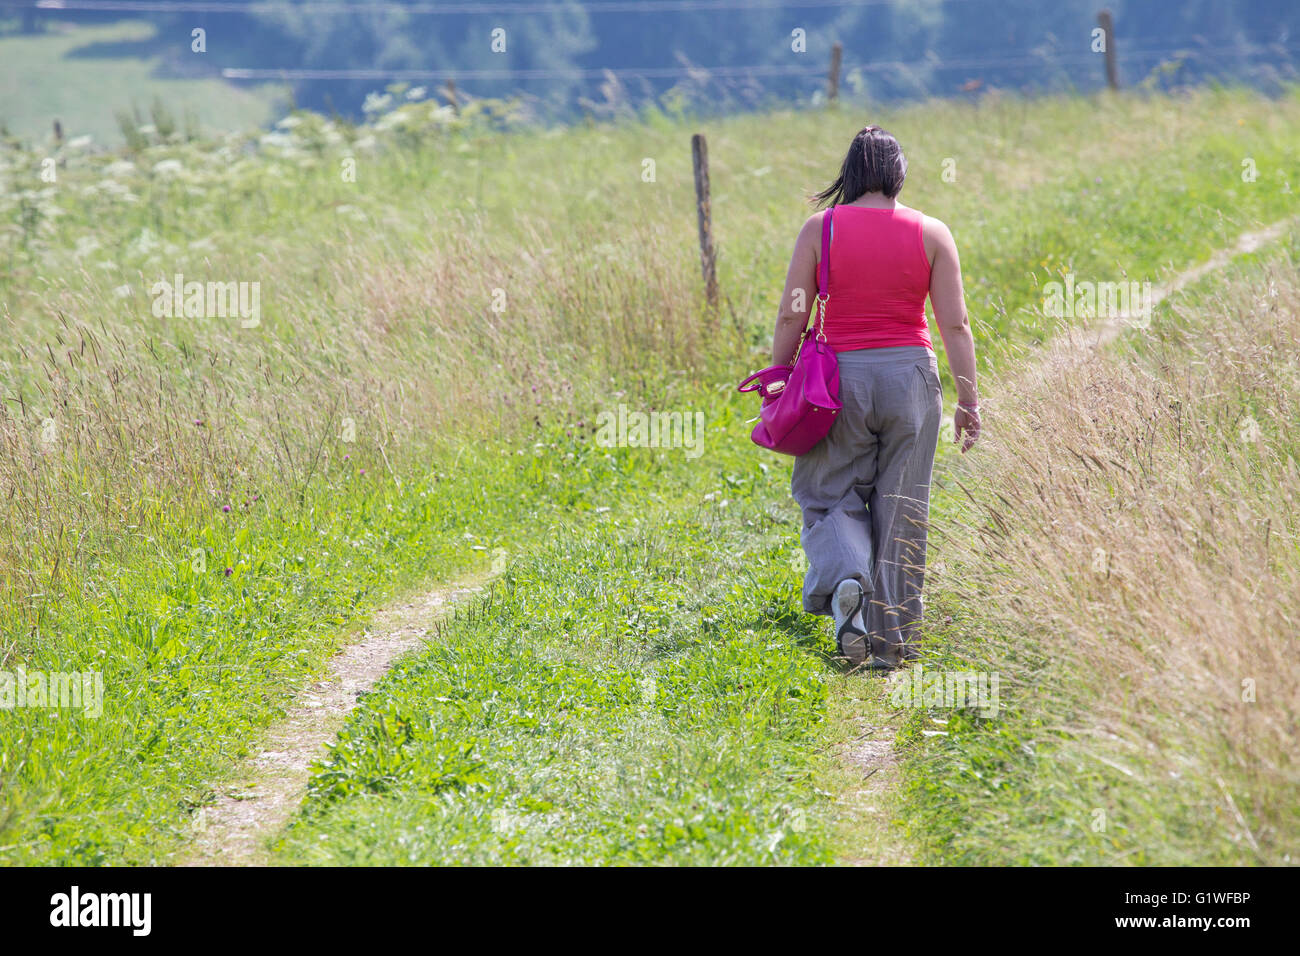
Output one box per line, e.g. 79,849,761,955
181,579,485,866
1089,217,1295,348
835,701,914,866
832,214,1296,865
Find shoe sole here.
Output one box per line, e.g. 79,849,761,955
832,580,868,665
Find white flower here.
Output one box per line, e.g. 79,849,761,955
373,109,407,132
362,92,393,115
406,86,427,101
112,284,133,298
276,115,304,130
151,159,184,178
68,135,93,150
126,228,162,259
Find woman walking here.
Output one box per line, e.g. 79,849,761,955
773,126,980,668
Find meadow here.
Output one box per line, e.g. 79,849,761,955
1,81,1297,863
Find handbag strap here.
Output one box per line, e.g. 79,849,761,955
777,206,834,367
818,205,833,298
810,205,833,343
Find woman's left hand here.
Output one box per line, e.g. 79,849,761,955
954,404,980,452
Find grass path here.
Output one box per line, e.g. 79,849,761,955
182,579,487,865
176,213,1297,867
1087,215,1299,349
825,678,913,865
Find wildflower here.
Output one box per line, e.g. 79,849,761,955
362,92,392,116
152,159,184,178
221,504,231,513
224,567,232,576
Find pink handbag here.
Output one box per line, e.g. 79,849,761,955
737,206,841,456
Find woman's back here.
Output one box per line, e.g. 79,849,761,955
821,204,932,352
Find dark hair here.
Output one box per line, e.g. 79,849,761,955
813,125,907,207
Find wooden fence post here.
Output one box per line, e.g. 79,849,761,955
443,78,460,114
828,42,843,102
1097,10,1119,90
691,133,719,310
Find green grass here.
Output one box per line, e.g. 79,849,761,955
276,496,835,865
0,20,283,147
2,83,1298,864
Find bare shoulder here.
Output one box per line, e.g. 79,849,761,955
920,213,954,243
797,209,829,256
919,213,957,265
802,208,829,233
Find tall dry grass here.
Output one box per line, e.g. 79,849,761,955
0,210,714,612
929,257,1300,862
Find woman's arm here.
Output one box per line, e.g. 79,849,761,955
772,212,823,365
924,216,981,452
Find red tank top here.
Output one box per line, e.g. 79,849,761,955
819,205,933,351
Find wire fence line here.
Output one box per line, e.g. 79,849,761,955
28,0,976,14
216,43,1300,83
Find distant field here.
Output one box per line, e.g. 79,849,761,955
0,19,283,146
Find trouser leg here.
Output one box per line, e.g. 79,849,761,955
791,370,877,616
864,356,943,665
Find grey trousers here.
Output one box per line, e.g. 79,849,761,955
792,346,943,665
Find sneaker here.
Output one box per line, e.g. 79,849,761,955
832,578,868,665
